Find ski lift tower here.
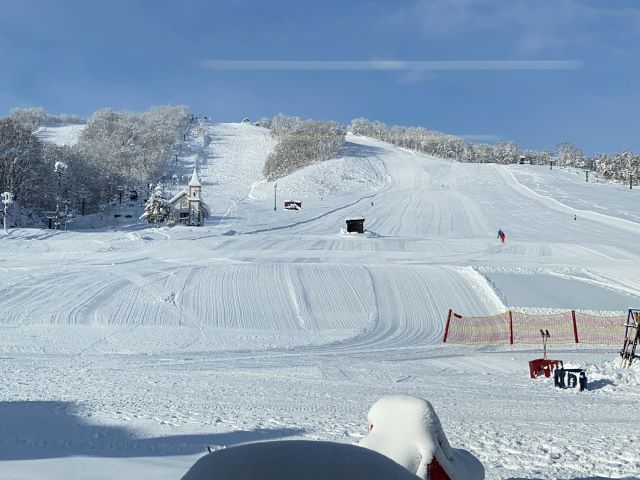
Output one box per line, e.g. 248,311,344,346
620,308,640,368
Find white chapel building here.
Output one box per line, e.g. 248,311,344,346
168,169,210,226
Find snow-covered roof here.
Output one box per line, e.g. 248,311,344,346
346,217,365,222
168,190,187,205
189,169,202,187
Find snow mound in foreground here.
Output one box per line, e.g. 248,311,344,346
181,440,420,480
360,395,484,480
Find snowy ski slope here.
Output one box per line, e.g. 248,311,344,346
1,122,639,479
34,123,85,146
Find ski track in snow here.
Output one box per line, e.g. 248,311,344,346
1,123,640,479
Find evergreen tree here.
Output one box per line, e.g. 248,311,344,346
139,184,172,226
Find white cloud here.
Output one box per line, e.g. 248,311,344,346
197,60,582,71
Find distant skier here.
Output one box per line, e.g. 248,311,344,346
497,229,506,243
574,214,577,221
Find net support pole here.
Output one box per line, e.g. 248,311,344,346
443,309,452,343
572,310,579,343
508,310,514,345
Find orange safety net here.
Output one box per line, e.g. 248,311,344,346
444,309,624,345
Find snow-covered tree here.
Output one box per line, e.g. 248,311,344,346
9,107,84,131
75,105,190,191
263,115,345,180
255,117,272,128
0,118,47,206
556,142,585,168
139,184,172,226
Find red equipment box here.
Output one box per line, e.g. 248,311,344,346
529,358,563,378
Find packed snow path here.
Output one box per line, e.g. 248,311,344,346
1,123,640,479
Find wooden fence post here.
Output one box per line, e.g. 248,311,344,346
443,309,453,343
572,310,579,343
509,310,514,345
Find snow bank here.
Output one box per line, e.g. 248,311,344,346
359,395,484,480
585,359,640,391
181,440,421,480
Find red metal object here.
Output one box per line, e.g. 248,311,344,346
529,358,563,378
427,458,451,480
571,310,579,343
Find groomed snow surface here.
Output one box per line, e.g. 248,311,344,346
34,123,85,147
2,122,640,479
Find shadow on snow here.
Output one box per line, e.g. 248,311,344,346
0,401,304,460
339,141,387,159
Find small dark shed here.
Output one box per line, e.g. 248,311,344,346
284,200,302,210
345,217,365,233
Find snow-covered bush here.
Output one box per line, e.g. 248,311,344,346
350,117,484,163
263,115,345,181
269,113,304,137
255,117,272,128
9,107,84,131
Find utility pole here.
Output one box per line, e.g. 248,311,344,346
2,192,13,232
273,182,277,211
54,161,67,230
63,200,69,231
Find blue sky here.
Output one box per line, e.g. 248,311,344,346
1,0,639,154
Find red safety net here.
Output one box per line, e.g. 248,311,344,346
511,311,575,344
574,313,625,345
444,311,511,344
444,309,624,345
